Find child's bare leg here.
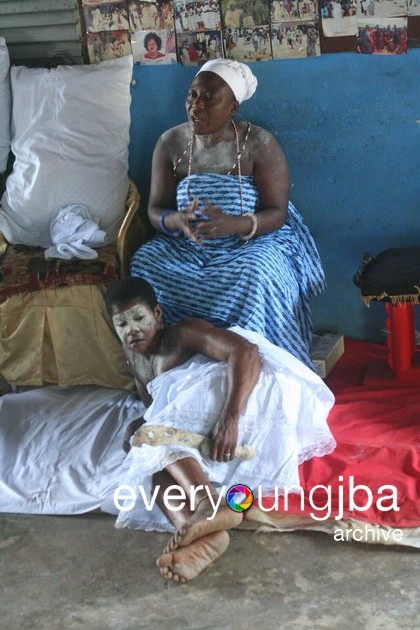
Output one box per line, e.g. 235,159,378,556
152,469,194,530
156,531,230,583
153,467,231,582
163,457,243,551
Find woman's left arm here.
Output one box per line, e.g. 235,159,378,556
251,127,290,233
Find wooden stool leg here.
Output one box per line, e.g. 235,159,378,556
386,302,415,377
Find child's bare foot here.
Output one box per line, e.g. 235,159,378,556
165,499,242,552
157,530,230,583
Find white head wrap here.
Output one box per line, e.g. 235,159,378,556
196,59,258,104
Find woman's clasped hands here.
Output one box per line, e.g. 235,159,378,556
180,197,238,244
163,197,241,243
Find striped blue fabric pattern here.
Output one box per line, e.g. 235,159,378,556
130,173,326,367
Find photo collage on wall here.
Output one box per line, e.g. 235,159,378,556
269,1,321,59
175,1,223,65
320,0,411,55
176,0,321,63
129,1,177,64
82,0,132,63
79,0,418,64
80,0,321,64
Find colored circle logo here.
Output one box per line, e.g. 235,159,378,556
226,484,254,512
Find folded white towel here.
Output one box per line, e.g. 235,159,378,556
44,204,106,260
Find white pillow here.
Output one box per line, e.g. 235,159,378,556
0,37,11,173
0,56,133,246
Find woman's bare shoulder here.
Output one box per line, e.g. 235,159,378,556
241,123,286,170
159,123,189,147
248,123,281,149
155,123,189,165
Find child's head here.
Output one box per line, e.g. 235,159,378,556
105,277,158,315
106,278,163,354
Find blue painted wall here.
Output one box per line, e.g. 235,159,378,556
128,50,420,343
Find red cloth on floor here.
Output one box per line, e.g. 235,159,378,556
255,339,420,528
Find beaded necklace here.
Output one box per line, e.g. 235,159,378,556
174,120,251,215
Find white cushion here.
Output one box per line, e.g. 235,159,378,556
0,37,11,173
0,56,133,246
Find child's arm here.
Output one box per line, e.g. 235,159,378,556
175,318,262,462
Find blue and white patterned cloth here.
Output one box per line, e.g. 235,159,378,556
130,173,326,367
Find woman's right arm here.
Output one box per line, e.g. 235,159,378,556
148,134,197,238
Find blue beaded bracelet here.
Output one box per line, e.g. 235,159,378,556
159,209,181,237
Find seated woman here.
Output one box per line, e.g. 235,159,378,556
130,59,326,368
106,278,335,583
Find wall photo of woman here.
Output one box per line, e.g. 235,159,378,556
131,28,177,64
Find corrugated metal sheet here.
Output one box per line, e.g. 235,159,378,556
0,0,83,66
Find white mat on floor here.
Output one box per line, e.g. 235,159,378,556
0,386,144,515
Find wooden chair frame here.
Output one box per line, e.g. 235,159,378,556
117,178,149,277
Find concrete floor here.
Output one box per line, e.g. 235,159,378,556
1,512,419,630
